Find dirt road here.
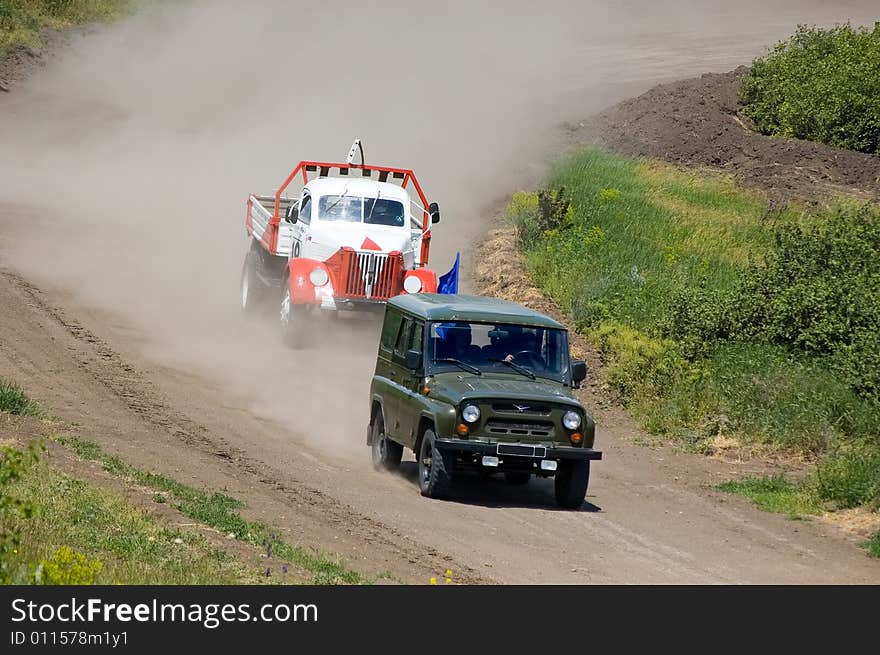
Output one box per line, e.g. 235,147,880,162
1,1,879,583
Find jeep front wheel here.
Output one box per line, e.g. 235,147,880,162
418,429,452,499
554,460,590,509
371,415,403,471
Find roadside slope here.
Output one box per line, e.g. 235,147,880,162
575,68,880,203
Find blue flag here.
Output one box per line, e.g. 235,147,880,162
437,252,460,295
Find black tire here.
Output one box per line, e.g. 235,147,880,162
371,415,403,471
279,281,305,349
504,471,531,485
240,248,267,316
554,460,590,509
418,428,452,499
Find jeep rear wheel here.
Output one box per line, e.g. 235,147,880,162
371,415,403,471
418,429,452,499
554,460,590,509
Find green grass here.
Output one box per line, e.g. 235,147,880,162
720,471,880,558
510,148,880,453
0,379,41,416
3,453,260,584
718,475,824,518
863,531,880,558
0,0,131,54
509,147,880,531
59,435,368,584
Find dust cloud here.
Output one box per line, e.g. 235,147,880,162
0,0,876,456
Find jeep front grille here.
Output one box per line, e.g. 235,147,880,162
491,402,552,416
486,419,555,438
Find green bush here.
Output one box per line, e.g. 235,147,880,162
666,201,880,400
33,545,103,585
507,189,573,249
0,444,39,584
816,443,880,509
741,23,880,153
591,322,689,400
509,148,880,464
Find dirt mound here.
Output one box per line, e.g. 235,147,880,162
576,67,880,204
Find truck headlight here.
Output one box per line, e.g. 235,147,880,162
403,275,422,294
309,267,329,287
562,410,581,430
461,404,480,424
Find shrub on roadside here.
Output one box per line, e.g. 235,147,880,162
665,201,880,400
816,443,880,509
0,379,41,416
0,444,39,583
33,545,103,585
741,23,880,153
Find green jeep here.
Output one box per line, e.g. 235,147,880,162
367,294,601,509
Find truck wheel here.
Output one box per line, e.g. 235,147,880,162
279,283,304,349
418,429,452,499
240,250,265,315
554,460,590,509
504,472,531,485
371,415,403,471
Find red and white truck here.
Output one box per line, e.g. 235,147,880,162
240,141,458,342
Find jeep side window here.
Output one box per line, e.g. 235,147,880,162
394,318,412,358
298,194,312,225
410,320,424,354
380,309,403,353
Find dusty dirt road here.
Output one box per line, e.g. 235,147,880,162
1,1,879,583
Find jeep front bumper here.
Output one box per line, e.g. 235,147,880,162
435,439,602,461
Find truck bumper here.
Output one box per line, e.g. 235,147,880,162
435,438,602,461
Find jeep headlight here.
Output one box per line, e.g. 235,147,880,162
562,410,581,430
461,404,481,424
309,267,329,287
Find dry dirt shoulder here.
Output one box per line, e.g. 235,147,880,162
0,269,487,583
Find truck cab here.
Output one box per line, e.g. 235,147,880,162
289,178,427,269
240,142,455,345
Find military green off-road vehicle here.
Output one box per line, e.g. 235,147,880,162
367,294,601,509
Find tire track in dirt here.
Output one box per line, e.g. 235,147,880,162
0,268,489,583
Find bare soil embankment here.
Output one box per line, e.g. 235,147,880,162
573,67,880,204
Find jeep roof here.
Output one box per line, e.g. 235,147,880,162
388,294,565,329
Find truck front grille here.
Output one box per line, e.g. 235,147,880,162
341,251,403,301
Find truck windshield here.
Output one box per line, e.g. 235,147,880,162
319,195,405,227
428,321,570,383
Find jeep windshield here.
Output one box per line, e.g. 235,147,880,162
427,321,570,384
318,195,406,227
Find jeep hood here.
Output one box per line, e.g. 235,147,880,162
427,373,580,407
